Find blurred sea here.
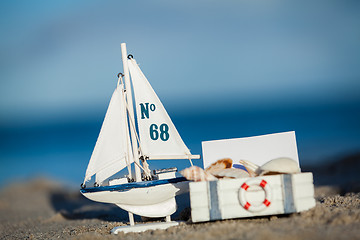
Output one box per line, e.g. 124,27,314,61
1,102,359,188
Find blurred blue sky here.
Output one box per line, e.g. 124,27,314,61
1,0,360,124
1,1,360,185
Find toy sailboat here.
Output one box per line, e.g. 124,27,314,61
80,43,200,232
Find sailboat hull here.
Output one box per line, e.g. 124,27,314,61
116,198,177,218
80,177,189,217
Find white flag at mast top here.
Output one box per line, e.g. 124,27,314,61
128,58,199,160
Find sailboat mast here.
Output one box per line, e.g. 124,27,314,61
119,76,133,181
121,43,142,182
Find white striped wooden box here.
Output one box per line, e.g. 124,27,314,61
189,172,315,223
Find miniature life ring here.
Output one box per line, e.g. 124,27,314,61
239,178,272,212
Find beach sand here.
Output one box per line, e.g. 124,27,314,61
1,153,359,240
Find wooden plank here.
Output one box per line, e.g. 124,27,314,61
189,181,208,192
295,197,316,212
190,192,209,208
217,176,282,191
220,199,285,219
293,184,315,199
292,172,313,184
189,173,316,223
191,208,210,222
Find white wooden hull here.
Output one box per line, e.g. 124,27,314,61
116,198,177,218
189,172,316,222
81,180,189,217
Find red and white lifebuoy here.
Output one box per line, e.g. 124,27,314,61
239,178,272,212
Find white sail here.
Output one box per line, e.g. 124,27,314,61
128,58,192,160
84,84,133,184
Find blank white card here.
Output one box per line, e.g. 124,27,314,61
202,131,300,169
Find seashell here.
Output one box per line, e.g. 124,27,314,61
205,158,233,175
211,168,250,179
239,160,260,177
257,157,300,176
180,166,217,182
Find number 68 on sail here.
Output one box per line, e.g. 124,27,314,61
139,102,170,142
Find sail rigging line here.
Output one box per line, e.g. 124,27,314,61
188,157,194,166
124,100,143,155
132,157,146,171
118,69,151,180
117,74,133,180
121,43,142,182
141,157,152,180
121,72,152,179
117,72,124,83
124,100,152,178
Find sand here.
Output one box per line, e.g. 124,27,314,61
1,153,360,240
